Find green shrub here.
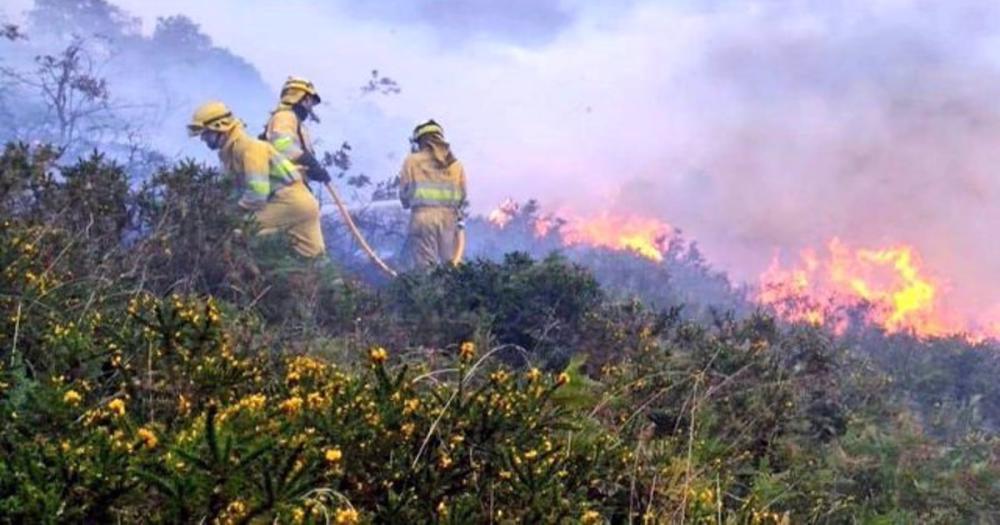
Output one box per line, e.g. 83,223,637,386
2,143,999,523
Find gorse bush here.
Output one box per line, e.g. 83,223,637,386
0,290,632,523
384,252,604,365
1,143,999,523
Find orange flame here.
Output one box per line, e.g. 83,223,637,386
558,213,672,262
758,249,826,326
485,200,672,262
483,201,997,340
759,238,997,340
487,198,519,228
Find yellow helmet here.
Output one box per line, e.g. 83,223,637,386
187,101,238,136
411,119,444,142
280,76,321,105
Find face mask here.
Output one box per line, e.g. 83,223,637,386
293,100,321,123
201,130,224,150
293,103,310,121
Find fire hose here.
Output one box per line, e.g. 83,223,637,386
322,181,465,278
323,181,398,278
451,223,466,266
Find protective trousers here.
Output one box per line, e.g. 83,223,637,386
254,181,325,259
405,207,459,269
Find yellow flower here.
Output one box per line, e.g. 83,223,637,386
526,367,542,382
306,391,326,409
324,447,343,464
111,430,132,452
238,393,267,411
63,390,83,406
107,398,126,416
523,449,539,461
437,500,449,517
279,397,304,415
137,427,158,449
400,422,416,438
581,510,602,524
225,499,247,519
403,398,421,415
334,507,359,525
556,372,570,387
368,346,388,365
291,507,306,524
459,341,476,361
177,394,192,414
438,453,453,469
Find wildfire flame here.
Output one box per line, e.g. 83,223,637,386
759,238,997,340
487,198,519,228
758,249,827,326
486,199,672,262
559,213,672,262
485,200,998,340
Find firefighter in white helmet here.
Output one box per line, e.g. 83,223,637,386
188,100,326,259
263,76,330,187
398,119,467,269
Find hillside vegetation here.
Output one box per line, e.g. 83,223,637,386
2,144,999,523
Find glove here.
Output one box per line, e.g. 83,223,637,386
300,152,331,183
307,164,331,183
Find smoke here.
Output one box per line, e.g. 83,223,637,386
339,0,577,46
0,0,273,166
607,1,1000,325
4,0,1000,325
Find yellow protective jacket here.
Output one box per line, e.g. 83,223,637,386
398,150,466,211
398,150,466,268
264,104,313,170
219,125,325,258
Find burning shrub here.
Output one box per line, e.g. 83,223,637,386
1,144,999,522
465,201,748,323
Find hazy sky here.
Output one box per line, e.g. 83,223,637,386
5,0,1000,325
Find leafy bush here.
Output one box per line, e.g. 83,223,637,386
1,144,999,523
383,253,603,365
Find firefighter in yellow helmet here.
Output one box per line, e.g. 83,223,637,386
398,120,467,269
187,101,326,259
263,76,330,187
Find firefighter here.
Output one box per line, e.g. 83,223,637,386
187,101,326,259
398,119,467,269
263,76,331,187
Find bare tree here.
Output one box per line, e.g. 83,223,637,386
2,24,26,41
0,24,24,127
360,69,401,96
1,36,144,156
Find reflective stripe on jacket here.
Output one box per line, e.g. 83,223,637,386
398,150,466,210
265,106,311,165
220,126,301,210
